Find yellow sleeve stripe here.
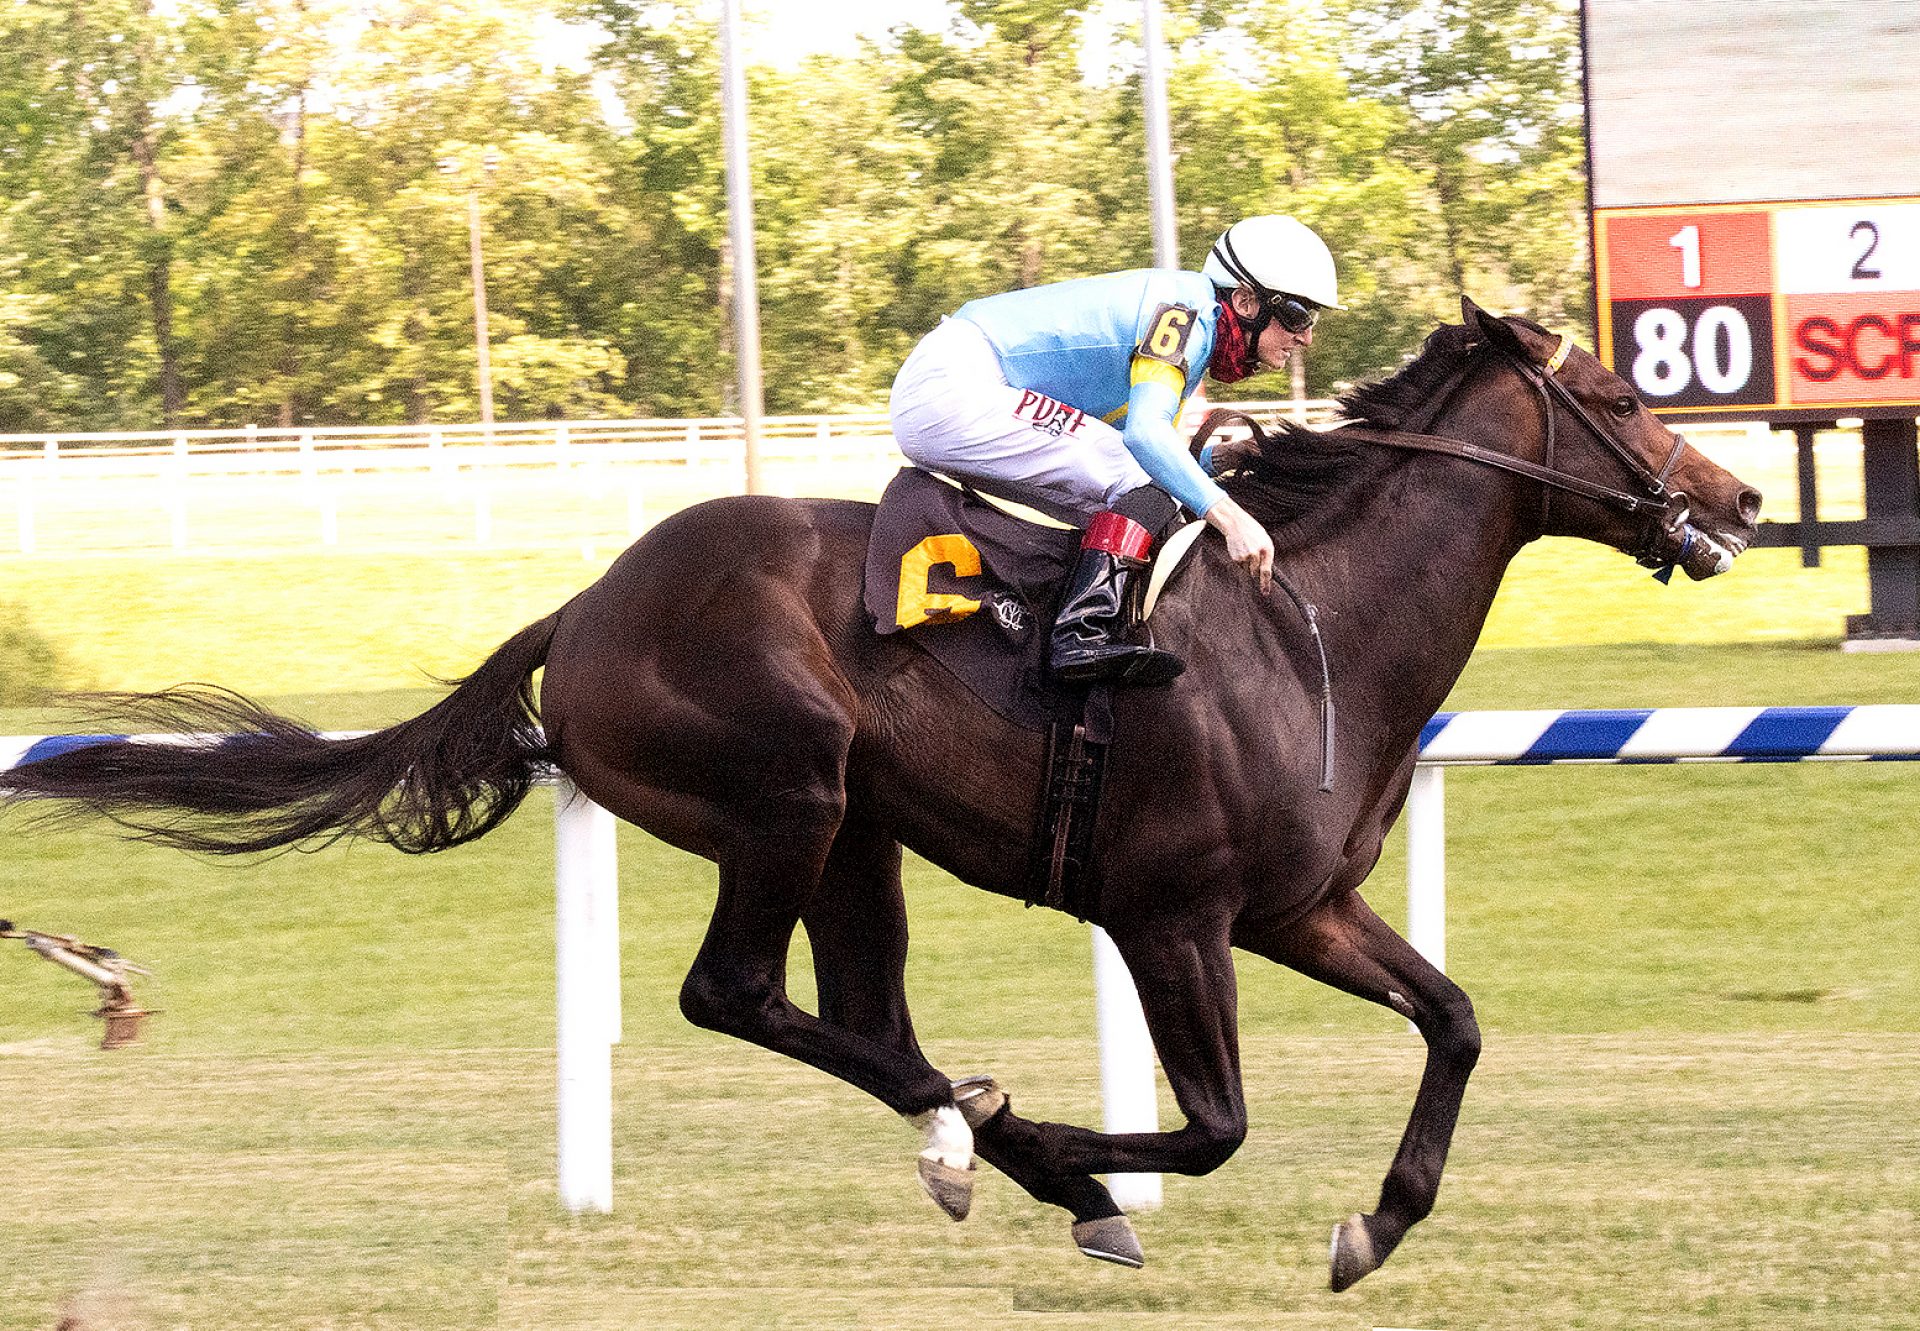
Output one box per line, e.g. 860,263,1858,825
1129,355,1186,396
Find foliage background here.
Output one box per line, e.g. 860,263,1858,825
0,0,1586,431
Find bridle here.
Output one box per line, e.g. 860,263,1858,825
1189,329,1705,795
1198,330,1698,571
1496,334,1691,568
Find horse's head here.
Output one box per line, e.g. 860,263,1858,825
1460,297,1762,580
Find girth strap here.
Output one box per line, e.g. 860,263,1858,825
1027,720,1109,919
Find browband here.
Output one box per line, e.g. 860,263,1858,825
1546,334,1572,376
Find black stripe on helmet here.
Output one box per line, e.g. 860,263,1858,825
1213,229,1268,298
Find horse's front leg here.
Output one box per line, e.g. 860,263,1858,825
1234,888,1482,1291
801,816,1127,1236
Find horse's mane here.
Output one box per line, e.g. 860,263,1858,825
1219,321,1479,528
1337,322,1479,428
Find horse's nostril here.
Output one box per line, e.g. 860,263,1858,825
1737,487,1762,526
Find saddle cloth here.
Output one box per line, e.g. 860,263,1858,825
862,467,1202,735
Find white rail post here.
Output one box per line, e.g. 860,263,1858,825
554,776,620,1214
168,434,190,551
1406,764,1446,975
1092,925,1163,1211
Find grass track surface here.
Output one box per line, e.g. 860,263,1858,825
4,1038,1915,1329
3,519,1918,1328
5,746,1918,1328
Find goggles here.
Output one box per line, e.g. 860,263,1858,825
1264,291,1320,336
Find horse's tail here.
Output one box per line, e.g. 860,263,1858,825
1,612,560,856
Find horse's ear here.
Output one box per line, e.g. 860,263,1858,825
1461,297,1529,357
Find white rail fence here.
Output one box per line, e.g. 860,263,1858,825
0,406,1792,559
0,401,1341,477
12,704,1913,1216
1403,704,1920,970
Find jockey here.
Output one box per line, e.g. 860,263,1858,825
889,214,1341,686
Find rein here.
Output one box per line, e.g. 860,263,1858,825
1189,328,1699,792
1197,335,1692,558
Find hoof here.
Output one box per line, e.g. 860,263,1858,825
1072,1214,1145,1269
917,1156,975,1222
951,1074,1007,1130
1329,1213,1378,1292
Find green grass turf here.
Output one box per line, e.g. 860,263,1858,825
3,524,1918,1328
5,1036,1914,1330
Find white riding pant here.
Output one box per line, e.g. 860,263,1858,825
888,317,1151,514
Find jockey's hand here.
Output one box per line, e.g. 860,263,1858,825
1203,496,1274,595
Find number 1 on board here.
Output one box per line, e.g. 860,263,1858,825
1668,225,1702,289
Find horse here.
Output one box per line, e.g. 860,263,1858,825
2,298,1762,1289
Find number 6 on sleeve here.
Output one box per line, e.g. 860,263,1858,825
1139,303,1199,369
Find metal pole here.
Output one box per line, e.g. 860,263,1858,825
467,189,494,430
718,0,766,494
1139,0,1179,269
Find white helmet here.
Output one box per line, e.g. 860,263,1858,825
1202,215,1344,310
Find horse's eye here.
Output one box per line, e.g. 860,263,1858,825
1610,396,1637,419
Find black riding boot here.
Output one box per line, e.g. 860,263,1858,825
1048,511,1185,687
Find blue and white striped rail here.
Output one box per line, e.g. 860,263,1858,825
1418,705,1920,765
1400,704,1920,988
3,732,217,768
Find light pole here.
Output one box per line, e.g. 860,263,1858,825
1140,0,1179,270
441,150,499,429
718,0,765,494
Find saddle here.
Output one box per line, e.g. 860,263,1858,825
862,467,1205,917
862,467,1202,738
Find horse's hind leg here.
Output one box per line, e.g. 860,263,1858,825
917,914,1248,1267
545,557,981,1221
676,801,957,1117
802,816,1128,1237
1235,889,1481,1291
671,790,1006,1222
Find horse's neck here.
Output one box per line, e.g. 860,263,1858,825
1263,444,1530,744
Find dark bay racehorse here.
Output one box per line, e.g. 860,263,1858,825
3,300,1761,1289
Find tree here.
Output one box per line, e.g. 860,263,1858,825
0,0,1590,427
1344,0,1589,328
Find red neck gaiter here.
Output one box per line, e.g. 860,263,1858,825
1207,297,1257,384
